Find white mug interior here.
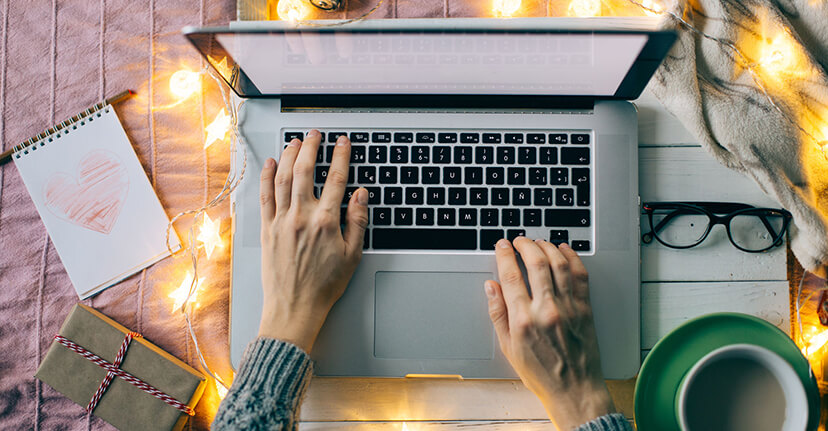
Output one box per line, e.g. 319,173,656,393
676,344,808,431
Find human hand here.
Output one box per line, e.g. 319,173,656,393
257,129,369,353
486,237,615,431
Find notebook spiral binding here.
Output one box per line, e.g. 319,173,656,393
13,101,112,159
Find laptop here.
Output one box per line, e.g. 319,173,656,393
184,18,675,379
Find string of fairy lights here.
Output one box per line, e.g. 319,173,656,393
161,0,828,404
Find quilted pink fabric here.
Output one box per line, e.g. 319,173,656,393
0,1,561,429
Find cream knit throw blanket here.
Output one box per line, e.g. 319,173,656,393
648,0,828,269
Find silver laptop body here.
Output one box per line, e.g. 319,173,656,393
184,18,675,379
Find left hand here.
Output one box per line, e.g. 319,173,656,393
257,129,369,353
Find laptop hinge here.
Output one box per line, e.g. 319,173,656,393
280,94,595,111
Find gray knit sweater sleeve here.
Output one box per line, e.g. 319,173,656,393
572,413,633,431
212,337,313,431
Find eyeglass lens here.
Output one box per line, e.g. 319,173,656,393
651,207,710,247
728,210,786,251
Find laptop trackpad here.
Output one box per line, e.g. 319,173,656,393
374,271,494,360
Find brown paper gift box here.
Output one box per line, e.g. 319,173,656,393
35,304,207,431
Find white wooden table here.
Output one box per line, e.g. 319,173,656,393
295,90,790,430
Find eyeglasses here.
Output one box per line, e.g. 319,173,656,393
641,202,792,253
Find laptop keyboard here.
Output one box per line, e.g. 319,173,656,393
281,129,593,252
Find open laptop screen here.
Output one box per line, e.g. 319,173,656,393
185,23,675,99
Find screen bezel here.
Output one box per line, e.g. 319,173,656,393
183,26,676,102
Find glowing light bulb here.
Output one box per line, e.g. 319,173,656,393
215,380,229,399
804,330,828,358
197,213,223,259
204,109,231,149
759,33,796,76
169,70,201,101
169,271,206,312
568,0,601,17
640,0,664,16
492,0,521,17
276,0,311,22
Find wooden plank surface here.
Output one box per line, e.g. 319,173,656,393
299,420,638,430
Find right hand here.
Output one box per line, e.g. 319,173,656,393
485,237,615,431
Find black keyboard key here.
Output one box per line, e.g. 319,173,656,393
416,208,435,226
358,166,376,184
315,166,329,183
507,229,526,241
405,187,424,205
412,146,430,163
390,146,409,163
454,146,473,164
372,132,392,143
527,133,545,144
394,132,414,143
486,167,505,185
384,187,403,204
459,208,477,226
423,167,441,184
328,132,347,143
400,166,419,184
481,208,499,226
573,168,590,206
476,146,494,164
469,188,488,205
366,187,381,204
437,208,456,226
549,133,568,144
313,186,320,198
461,133,480,143
577,185,590,206
351,146,366,163
438,132,457,143
363,229,370,250
348,167,355,184
507,167,526,185
550,230,569,244
539,147,558,165
534,188,554,206
379,166,398,184
483,133,501,143
443,167,461,184
545,210,590,227
427,187,445,205
572,240,591,251
491,188,510,205
512,188,531,206
572,134,590,145
342,187,358,204
518,147,536,164
350,132,369,143
374,208,392,225
433,146,452,164
464,167,483,184
556,188,574,206
550,168,569,185
416,132,435,143
373,228,477,250
524,209,542,227
395,208,413,225
480,229,505,250
502,209,520,226
505,133,524,144
529,167,547,185
561,147,590,165
369,146,387,163
326,146,335,163
285,131,303,142
448,187,467,205
316,147,324,163
497,147,515,164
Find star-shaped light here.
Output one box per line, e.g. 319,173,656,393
209,56,232,80
169,271,206,313
215,379,229,400
169,69,201,101
204,109,231,149
197,213,223,259
492,0,521,17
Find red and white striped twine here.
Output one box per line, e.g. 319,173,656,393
53,334,195,416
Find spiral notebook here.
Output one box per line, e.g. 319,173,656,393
12,100,181,299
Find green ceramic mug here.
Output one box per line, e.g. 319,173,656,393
675,344,808,431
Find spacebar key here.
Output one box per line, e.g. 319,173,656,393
372,229,477,250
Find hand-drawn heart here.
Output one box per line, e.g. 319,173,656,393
44,150,130,234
